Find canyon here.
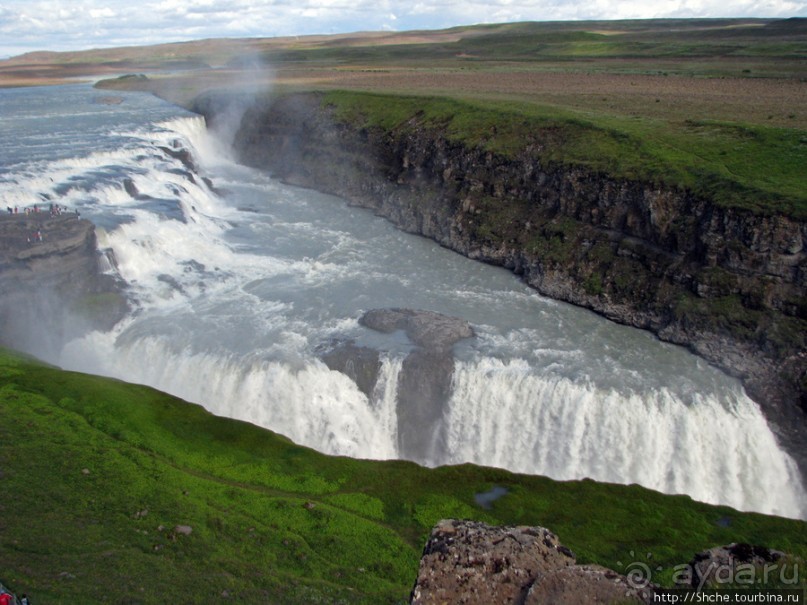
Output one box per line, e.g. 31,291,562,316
192,91,807,472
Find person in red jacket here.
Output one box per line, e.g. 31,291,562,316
0,591,13,605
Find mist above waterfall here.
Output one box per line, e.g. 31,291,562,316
195,54,275,153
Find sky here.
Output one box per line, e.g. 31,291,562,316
1,0,805,59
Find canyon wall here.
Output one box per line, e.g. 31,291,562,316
192,92,807,467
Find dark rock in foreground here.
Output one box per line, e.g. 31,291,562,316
410,521,804,604
410,520,653,604
677,543,789,590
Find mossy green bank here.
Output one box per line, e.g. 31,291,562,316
1,348,804,603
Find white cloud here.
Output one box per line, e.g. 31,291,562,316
0,0,805,58
89,7,115,19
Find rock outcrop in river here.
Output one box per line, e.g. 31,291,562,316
191,91,807,474
321,308,474,461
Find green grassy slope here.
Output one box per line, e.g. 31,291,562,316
253,19,806,69
1,348,805,603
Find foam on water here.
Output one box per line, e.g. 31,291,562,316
63,330,401,460
443,358,805,519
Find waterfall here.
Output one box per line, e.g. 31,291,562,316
5,85,802,520
442,358,806,519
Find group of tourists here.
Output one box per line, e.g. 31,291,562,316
5,203,71,217
3,203,83,246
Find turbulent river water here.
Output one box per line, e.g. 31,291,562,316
2,84,804,520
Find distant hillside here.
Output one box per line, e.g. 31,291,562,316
2,18,805,84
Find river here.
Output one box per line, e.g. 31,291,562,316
1,83,803,519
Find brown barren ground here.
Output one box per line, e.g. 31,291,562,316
2,19,806,129
0,63,146,88
3,59,805,130
269,66,807,129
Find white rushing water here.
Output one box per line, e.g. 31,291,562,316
2,84,804,519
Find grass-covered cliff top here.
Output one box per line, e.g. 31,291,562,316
1,348,805,603
317,89,807,219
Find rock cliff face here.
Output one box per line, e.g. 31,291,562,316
0,213,125,359
192,92,807,471
320,308,474,462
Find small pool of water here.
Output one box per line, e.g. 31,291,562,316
474,486,509,510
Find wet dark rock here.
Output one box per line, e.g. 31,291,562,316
319,309,475,462
159,144,198,174
123,177,139,198
360,308,474,350
201,176,223,196
361,308,474,460
396,347,454,459
157,273,185,295
320,341,382,400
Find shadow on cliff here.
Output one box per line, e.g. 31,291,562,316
0,283,125,364
0,214,128,365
